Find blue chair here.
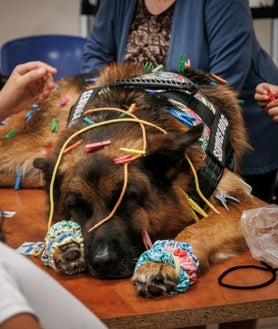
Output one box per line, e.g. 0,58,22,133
0,34,87,80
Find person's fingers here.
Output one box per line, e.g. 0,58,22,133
15,61,57,76
18,68,48,91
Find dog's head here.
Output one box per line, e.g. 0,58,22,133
34,91,204,278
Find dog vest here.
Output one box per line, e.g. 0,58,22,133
67,71,234,209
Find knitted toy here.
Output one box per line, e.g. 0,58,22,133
41,220,86,275
134,240,199,294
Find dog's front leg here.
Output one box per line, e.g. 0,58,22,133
175,196,263,273
132,196,263,297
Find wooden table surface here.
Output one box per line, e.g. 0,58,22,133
1,188,278,328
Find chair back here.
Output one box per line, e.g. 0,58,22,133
0,34,87,80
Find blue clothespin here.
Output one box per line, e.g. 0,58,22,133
14,169,23,190
24,111,33,121
32,104,40,111
83,117,95,125
85,77,99,83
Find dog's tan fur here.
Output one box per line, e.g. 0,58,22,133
0,75,89,187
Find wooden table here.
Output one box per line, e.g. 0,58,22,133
1,188,278,328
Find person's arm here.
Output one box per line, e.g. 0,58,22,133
0,313,43,329
81,0,117,73
204,0,253,90
0,61,57,122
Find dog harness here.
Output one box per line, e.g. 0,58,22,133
67,71,234,213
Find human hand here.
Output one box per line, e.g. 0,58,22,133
254,82,278,123
0,61,57,121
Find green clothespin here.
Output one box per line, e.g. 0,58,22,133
3,130,16,140
51,118,58,133
178,54,187,73
152,64,164,73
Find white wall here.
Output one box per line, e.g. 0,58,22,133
0,0,82,45
0,0,277,65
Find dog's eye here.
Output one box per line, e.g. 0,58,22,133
66,192,81,208
65,192,92,220
124,185,148,206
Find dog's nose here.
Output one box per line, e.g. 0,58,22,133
91,246,118,274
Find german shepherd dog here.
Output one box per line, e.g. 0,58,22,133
1,64,256,297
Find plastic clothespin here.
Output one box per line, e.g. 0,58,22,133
113,154,133,164
178,54,187,73
120,147,146,156
24,111,33,121
152,64,164,73
184,58,191,69
63,139,84,154
210,73,227,84
85,140,111,153
119,103,136,118
60,98,70,107
51,118,58,133
14,169,23,190
85,77,99,83
55,84,60,91
83,117,95,125
45,145,53,158
144,62,153,73
32,104,40,111
268,91,276,102
3,130,16,140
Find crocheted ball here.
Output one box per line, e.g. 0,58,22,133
134,240,199,294
41,220,84,268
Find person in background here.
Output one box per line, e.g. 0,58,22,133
0,61,107,329
82,0,278,204
255,82,278,122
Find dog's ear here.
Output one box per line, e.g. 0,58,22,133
33,158,56,185
143,124,203,182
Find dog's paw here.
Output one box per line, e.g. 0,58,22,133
41,220,86,275
132,262,178,297
52,242,87,275
132,240,199,297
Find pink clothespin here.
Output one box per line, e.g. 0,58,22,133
60,98,70,107
85,140,111,153
113,154,133,164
